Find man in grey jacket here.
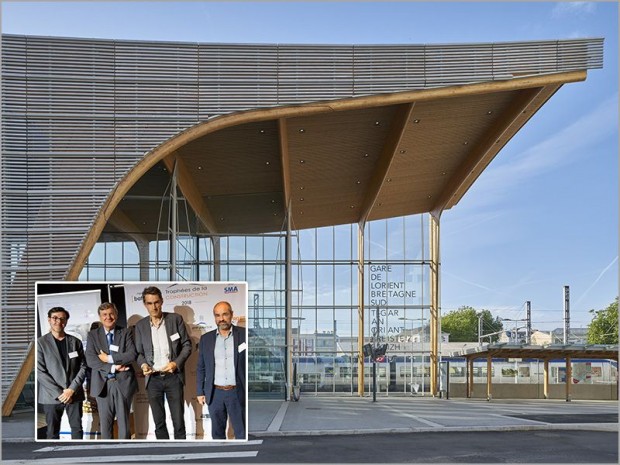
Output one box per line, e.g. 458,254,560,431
37,307,87,439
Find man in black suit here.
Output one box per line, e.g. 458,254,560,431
85,302,137,439
134,286,191,439
196,301,246,440
37,307,87,439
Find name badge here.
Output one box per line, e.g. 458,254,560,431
110,344,119,352
238,342,247,353
69,351,79,359
170,333,180,342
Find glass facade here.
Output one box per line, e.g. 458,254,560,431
80,215,431,398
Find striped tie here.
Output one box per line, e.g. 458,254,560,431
106,331,116,379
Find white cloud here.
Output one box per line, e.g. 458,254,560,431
551,2,596,19
575,256,619,306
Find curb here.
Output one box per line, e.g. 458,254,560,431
4,423,616,443
249,423,619,437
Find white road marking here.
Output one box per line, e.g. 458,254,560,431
4,450,259,464
267,402,289,432
34,439,263,453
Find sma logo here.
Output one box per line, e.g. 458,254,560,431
224,285,238,294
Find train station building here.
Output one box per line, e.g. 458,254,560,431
1,34,609,413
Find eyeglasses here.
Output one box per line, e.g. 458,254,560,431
50,316,67,322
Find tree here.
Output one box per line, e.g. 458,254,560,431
478,309,504,343
441,306,503,342
587,298,618,344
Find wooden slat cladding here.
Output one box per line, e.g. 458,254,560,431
0,34,604,404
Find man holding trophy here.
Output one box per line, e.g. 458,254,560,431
134,286,192,440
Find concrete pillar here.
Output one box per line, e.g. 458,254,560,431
211,236,221,281
137,241,150,281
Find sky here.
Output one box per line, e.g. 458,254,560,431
1,1,618,333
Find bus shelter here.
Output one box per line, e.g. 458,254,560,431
455,343,618,401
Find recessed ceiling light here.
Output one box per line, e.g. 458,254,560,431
265,161,270,165
299,128,305,133
300,160,305,164
219,217,225,221
356,180,361,185
487,111,493,115
273,212,278,216
260,129,265,134
400,150,406,154
374,121,381,126
300,198,304,201
463,141,469,145
350,205,355,209
387,178,392,182
413,119,420,124
271,199,275,203
427,195,432,199
363,153,369,158
197,166,203,170
441,171,446,176
299,186,305,190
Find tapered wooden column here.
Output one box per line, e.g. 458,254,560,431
357,223,365,396
486,355,493,401
543,359,550,399
565,356,572,402
429,214,440,396
466,358,474,398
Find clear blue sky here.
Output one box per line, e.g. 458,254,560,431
2,1,618,332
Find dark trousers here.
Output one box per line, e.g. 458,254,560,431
43,402,83,439
207,387,245,440
97,379,133,439
146,374,185,439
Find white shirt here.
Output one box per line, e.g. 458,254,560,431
150,317,170,371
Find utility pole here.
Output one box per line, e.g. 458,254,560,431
526,301,532,344
563,286,570,344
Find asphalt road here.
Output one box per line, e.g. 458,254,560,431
2,430,618,463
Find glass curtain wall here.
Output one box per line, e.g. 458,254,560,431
81,214,429,398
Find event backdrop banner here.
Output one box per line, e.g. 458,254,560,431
124,281,248,440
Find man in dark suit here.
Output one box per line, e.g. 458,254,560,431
37,307,87,439
85,302,137,439
196,301,246,440
134,286,191,439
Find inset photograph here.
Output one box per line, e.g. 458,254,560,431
35,281,248,441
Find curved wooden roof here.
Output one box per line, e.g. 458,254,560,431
104,70,586,239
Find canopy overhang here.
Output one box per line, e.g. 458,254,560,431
105,70,587,239
453,343,619,362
